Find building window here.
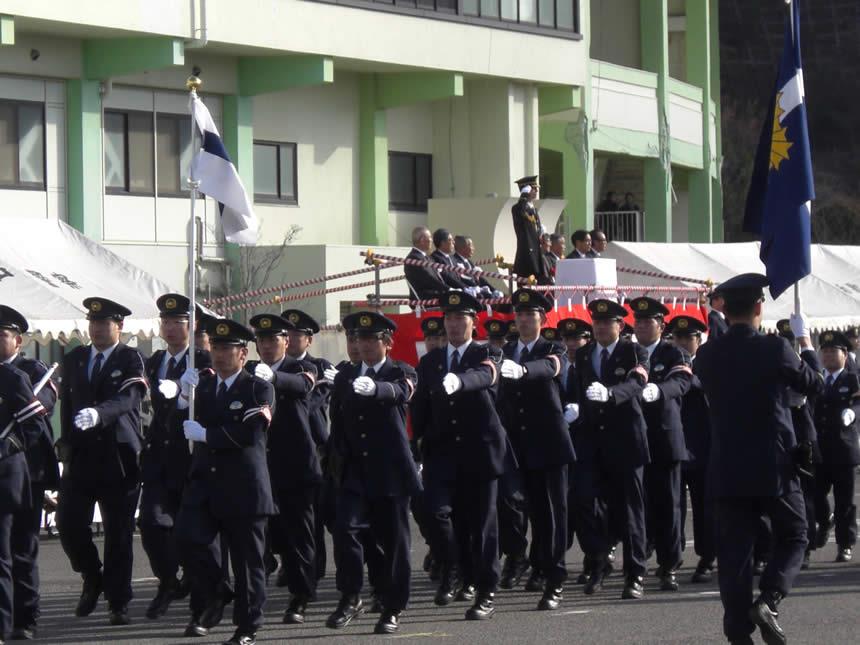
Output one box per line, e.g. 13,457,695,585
389,151,432,212
0,100,45,190
104,110,154,195
156,114,193,196
253,141,297,204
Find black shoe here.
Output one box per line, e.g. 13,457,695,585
75,572,103,617
621,575,644,600
456,584,476,602
836,547,852,562
537,586,562,611
499,555,529,589
815,515,833,549
9,625,36,640
752,560,767,576
465,593,495,620
434,580,459,606
368,591,384,614
326,595,364,629
691,559,714,583
729,637,755,645
108,607,130,626
223,630,256,645
749,593,786,645
575,571,590,585
800,551,811,570
607,545,617,564
184,620,209,637
283,594,308,624
584,567,605,595
524,569,545,592
201,584,235,629
146,578,179,619
374,611,400,634
659,567,679,591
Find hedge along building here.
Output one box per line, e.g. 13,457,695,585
0,0,722,325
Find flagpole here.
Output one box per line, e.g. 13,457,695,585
186,74,202,451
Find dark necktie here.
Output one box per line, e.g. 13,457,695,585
450,350,460,372
217,381,228,404
91,352,104,381
167,356,177,379
600,348,611,381
825,373,834,389
365,367,376,379
519,346,530,365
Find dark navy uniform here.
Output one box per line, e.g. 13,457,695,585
0,362,47,640
56,298,147,619
499,290,574,604
693,274,824,643
175,318,274,642
328,312,419,633
812,331,860,557
511,177,550,284
411,292,509,615
707,309,728,339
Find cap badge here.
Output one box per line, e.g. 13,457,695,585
165,298,177,310
428,320,438,330
449,294,461,305
489,322,500,332
518,292,530,303
359,315,372,328
597,302,608,313
260,318,272,329
637,300,649,310
677,319,689,329
216,323,229,336
90,301,102,312
288,313,300,324
823,332,833,341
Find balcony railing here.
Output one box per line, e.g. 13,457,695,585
595,210,642,242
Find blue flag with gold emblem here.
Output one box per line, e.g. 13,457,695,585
743,0,814,299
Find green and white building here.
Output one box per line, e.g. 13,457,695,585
0,0,722,320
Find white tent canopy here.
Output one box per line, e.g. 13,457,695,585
602,242,860,331
0,218,174,343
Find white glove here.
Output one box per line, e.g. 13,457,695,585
586,382,610,403
323,366,339,384
73,408,99,431
842,408,856,427
353,376,377,397
564,403,580,424
180,367,199,395
789,312,809,340
642,383,662,403
501,359,525,380
183,420,207,443
464,286,480,298
254,363,274,382
158,379,180,400
442,373,462,395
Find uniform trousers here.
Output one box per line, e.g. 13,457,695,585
11,484,44,630
270,485,317,597
681,469,715,562
56,476,140,609
645,461,683,569
523,465,568,587
497,467,528,559
814,465,857,548
139,483,183,584
176,504,266,633
715,489,808,641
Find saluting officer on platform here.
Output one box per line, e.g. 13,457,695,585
140,294,211,620
511,177,551,285
326,312,420,635
499,289,574,611
246,313,320,624
630,297,692,592
569,299,649,600
412,291,509,621
694,273,823,645
0,306,59,640
56,298,147,626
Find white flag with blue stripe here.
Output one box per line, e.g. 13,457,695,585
190,95,258,245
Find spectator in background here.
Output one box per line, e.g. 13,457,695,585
590,229,608,256
453,235,502,298
430,228,469,291
596,191,619,212
540,233,551,255
545,234,565,280
621,192,640,212
404,226,451,301
566,230,596,259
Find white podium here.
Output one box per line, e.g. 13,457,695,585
556,258,617,299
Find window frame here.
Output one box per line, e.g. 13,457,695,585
388,150,433,213
0,98,47,192
252,140,299,206
103,108,156,197
154,111,193,199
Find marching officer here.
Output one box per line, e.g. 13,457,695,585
568,299,649,600
707,287,729,340
811,330,860,563
511,176,551,285
246,313,320,623
55,298,147,625
174,318,275,645
0,306,59,639
630,297,692,592
694,273,823,645
666,315,715,583
499,289,574,610
421,317,447,354
326,312,420,635
411,291,508,620
0,311,49,643
140,294,211,619
484,319,508,350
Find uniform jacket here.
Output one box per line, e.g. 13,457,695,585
694,324,824,498
640,341,692,463
570,339,650,467
0,364,46,512
330,358,420,498
707,310,728,340
452,253,493,290
183,369,275,518
511,198,549,282
10,355,60,488
681,371,711,469
789,350,821,463
404,248,450,301
304,352,332,446
430,250,468,290
58,343,147,484
246,356,321,489
813,368,860,465
499,337,575,470
142,348,211,491
411,342,510,482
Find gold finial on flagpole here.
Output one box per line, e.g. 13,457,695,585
186,75,203,92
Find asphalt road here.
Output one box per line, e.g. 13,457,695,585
32,483,860,645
